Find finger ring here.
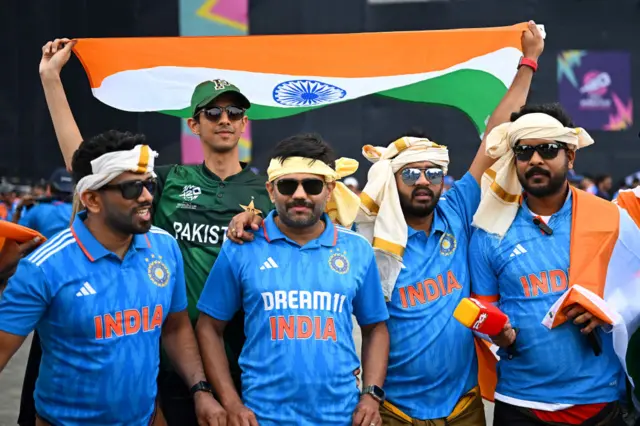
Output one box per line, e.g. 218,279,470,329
370,423,376,426
231,229,237,235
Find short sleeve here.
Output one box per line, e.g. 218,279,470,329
169,241,188,313
352,252,389,326
469,230,499,302
441,172,481,233
197,246,242,321
0,259,51,336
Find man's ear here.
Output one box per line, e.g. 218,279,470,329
187,117,200,136
81,190,102,214
266,181,275,204
567,149,576,170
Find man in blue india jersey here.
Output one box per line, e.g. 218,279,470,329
0,131,224,426
196,133,390,426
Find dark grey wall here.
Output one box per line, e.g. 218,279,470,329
250,0,640,185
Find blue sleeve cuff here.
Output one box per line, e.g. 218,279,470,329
196,302,236,322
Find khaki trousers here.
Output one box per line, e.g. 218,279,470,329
381,386,486,426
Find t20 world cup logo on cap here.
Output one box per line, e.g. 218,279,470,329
579,71,612,110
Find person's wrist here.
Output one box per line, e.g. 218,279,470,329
39,69,62,81
360,393,381,405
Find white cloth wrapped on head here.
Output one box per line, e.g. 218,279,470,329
355,137,450,300
472,113,595,237
74,144,158,201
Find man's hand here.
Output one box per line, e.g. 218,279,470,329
563,303,605,334
40,38,76,77
522,20,545,61
193,392,227,426
0,237,43,286
18,195,35,209
352,394,382,426
226,212,263,244
226,401,259,426
490,321,517,348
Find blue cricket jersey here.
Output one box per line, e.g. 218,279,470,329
19,201,73,238
469,192,622,406
197,213,389,426
0,213,187,426
383,172,481,419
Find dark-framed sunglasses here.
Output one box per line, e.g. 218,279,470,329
400,167,444,186
198,106,245,122
276,179,325,196
513,142,566,162
100,178,157,200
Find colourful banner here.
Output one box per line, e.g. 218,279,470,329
557,51,633,131
179,0,251,163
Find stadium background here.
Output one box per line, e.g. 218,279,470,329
0,0,638,186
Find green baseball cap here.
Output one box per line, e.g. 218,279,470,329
190,79,251,117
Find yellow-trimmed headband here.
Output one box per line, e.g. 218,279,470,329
266,156,361,228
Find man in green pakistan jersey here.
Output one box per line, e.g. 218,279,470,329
39,38,272,426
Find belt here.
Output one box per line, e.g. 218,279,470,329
382,386,481,423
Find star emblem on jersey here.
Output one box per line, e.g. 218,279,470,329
328,248,349,274
146,254,170,287
439,233,457,256
240,198,262,216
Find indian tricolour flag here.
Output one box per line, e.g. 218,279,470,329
72,23,530,134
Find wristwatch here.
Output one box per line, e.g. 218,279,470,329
189,381,213,396
518,56,538,72
361,385,385,403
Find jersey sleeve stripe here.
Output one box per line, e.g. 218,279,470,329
471,293,500,303
27,231,73,263
149,226,171,236
34,239,77,267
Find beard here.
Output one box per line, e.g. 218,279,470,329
104,203,152,235
518,165,568,197
276,198,326,229
399,185,441,218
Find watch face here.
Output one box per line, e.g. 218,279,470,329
372,385,385,399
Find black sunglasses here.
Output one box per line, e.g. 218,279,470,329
513,143,566,162
198,106,245,122
276,179,325,196
400,167,444,186
100,179,157,200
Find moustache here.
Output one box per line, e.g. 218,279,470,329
286,200,314,210
525,167,551,179
132,204,152,213
412,187,435,198
216,127,235,133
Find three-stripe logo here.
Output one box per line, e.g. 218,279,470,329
259,257,279,271
76,282,97,297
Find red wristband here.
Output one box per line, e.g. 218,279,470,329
518,57,538,72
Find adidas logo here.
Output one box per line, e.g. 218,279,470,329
259,257,279,271
75,282,97,297
509,244,527,258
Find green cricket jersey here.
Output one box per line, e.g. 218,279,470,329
153,163,272,383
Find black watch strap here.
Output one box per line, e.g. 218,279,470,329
189,381,213,396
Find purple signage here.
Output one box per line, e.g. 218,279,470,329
557,50,633,131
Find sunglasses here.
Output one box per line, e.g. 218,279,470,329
276,179,325,196
400,168,444,186
513,143,566,162
199,106,245,122
100,179,157,200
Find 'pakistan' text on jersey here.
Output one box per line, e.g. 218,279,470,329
153,164,272,375
197,213,389,426
469,192,621,407
0,215,187,425
383,172,481,419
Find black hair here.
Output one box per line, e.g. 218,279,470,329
594,174,612,186
270,133,336,169
71,130,146,183
397,127,428,139
510,103,575,127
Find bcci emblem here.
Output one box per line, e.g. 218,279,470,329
146,254,170,287
328,248,350,275
439,233,457,256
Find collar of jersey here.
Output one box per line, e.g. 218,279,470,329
521,188,573,219
200,162,256,183
407,207,447,238
70,211,151,262
261,211,338,248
